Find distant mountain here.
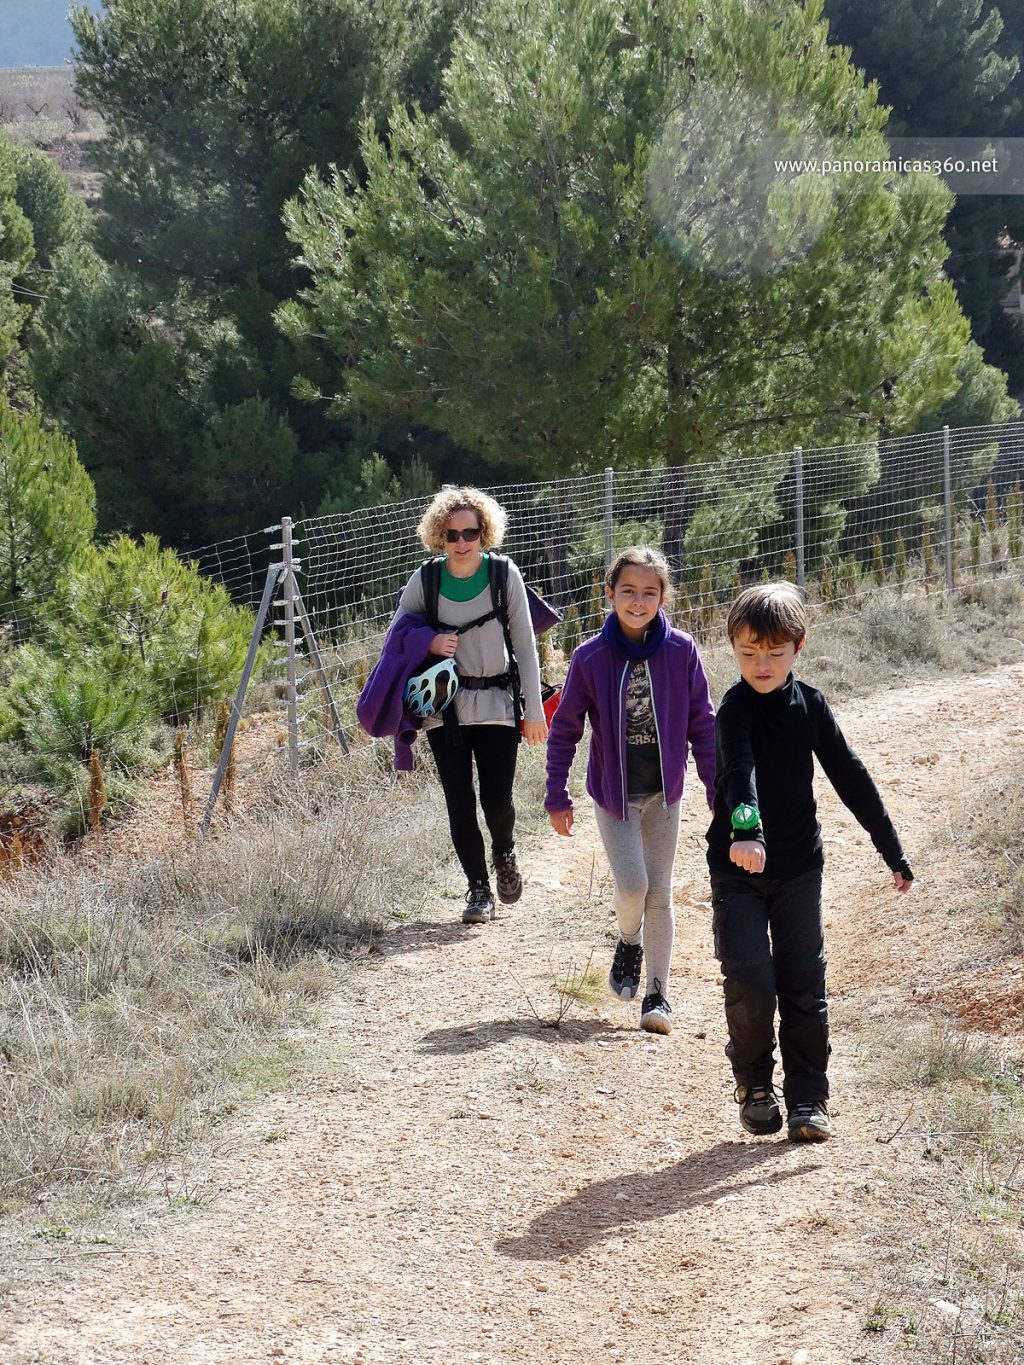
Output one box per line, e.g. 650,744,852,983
1,0,102,69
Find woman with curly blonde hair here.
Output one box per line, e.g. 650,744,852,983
393,487,546,924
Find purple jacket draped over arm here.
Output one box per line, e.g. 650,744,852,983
356,612,436,771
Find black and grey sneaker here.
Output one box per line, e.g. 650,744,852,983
462,882,495,924
608,938,644,1000
640,981,672,1035
493,846,523,903
787,1101,831,1142
735,1084,783,1136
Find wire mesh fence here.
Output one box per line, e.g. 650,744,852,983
283,418,1024,758
0,416,1021,812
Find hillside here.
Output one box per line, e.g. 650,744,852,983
0,0,100,70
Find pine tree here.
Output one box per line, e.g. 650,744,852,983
0,399,95,627
822,0,1024,388
970,518,982,575
921,521,935,593
697,563,715,639
894,532,908,594
285,0,972,520
870,533,885,587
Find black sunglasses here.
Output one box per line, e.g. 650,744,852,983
445,527,482,543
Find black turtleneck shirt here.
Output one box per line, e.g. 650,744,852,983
706,674,912,882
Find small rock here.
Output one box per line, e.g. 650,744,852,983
930,1299,962,1319
792,1351,810,1365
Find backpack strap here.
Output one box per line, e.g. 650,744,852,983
420,557,443,629
488,554,522,740
488,553,510,626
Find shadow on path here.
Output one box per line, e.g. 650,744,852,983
373,916,475,958
418,1016,627,1055
497,1140,819,1260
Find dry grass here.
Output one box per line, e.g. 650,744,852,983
858,1015,1024,1362
0,759,446,1210
958,745,1024,951
699,576,1024,704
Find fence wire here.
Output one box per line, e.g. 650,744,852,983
0,418,1021,785
285,419,1024,756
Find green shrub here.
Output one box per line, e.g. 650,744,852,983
1,647,155,770
0,399,95,627
46,534,254,722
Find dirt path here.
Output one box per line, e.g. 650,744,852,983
4,664,1024,1365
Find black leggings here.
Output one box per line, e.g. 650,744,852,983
426,724,519,888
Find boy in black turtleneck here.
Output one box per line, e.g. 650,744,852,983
706,582,913,1142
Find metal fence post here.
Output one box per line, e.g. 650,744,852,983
604,467,614,569
942,424,954,593
794,445,805,594
281,516,299,773
199,562,284,837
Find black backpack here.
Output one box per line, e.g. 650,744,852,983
419,554,522,737
417,551,562,742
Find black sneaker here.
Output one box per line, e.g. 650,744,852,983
788,1101,831,1142
735,1084,783,1136
608,938,644,1000
493,846,523,903
640,982,672,1035
462,882,494,924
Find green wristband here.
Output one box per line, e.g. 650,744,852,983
731,803,760,832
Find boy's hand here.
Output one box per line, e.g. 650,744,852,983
549,809,573,837
892,870,913,893
729,839,766,874
522,719,548,745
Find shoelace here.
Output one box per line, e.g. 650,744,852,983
789,1102,823,1121
736,1084,777,1106
614,941,643,975
643,978,670,1013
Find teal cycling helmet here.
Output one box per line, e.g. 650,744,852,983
404,657,459,717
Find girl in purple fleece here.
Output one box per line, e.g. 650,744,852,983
545,547,716,1035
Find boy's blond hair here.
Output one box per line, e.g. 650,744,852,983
416,487,507,553
727,581,807,645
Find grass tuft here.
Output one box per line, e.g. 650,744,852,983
0,763,445,1208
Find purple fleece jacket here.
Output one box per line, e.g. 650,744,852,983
356,611,436,771
545,614,717,820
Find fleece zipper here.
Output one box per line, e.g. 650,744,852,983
616,660,630,818
646,660,670,809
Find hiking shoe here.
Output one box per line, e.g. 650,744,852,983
735,1084,783,1136
640,982,672,1035
788,1101,831,1142
608,938,644,1000
493,846,523,904
462,882,494,924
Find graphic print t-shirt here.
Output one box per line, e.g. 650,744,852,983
625,662,662,797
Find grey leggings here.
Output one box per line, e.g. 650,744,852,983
593,795,681,996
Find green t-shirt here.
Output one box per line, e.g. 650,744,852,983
440,552,489,602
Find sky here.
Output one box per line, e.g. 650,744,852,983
1,0,103,69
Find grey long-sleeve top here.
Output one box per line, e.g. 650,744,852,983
394,558,544,730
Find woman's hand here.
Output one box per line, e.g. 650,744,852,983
522,719,547,745
429,632,459,657
729,839,766,874
549,809,573,837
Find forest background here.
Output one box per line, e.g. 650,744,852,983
1,0,1024,830
2,0,1024,553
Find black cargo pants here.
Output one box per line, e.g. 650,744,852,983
710,868,829,1107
